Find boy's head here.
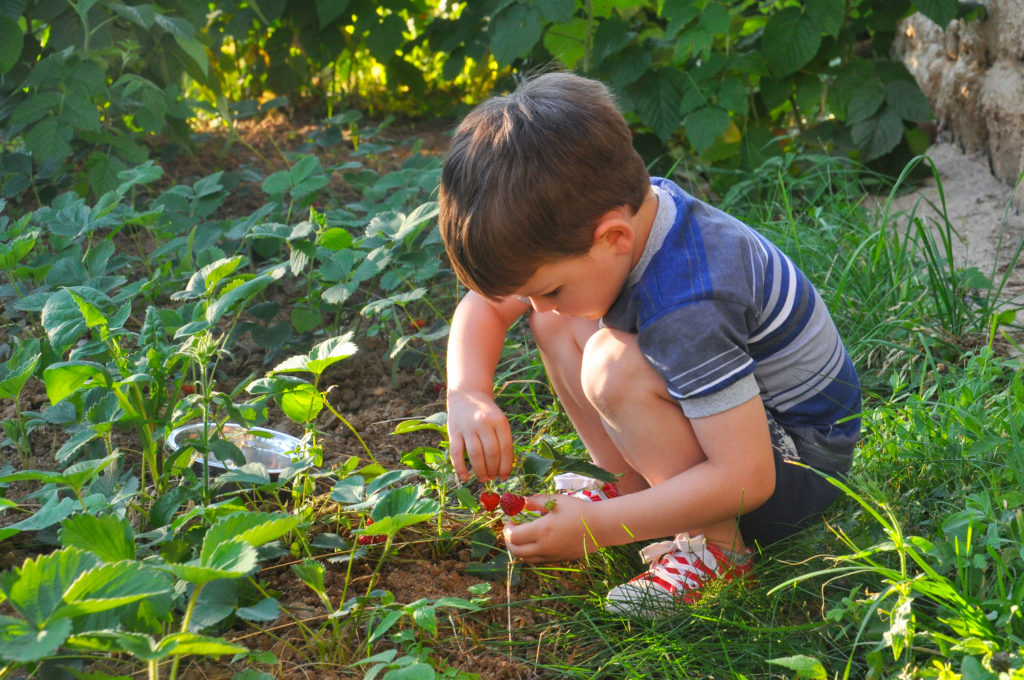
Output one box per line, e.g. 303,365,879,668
439,71,650,299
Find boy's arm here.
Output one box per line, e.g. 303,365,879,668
505,395,776,561
447,291,530,482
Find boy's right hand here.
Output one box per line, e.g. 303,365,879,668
446,388,514,482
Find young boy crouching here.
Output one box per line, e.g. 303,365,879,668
438,71,862,616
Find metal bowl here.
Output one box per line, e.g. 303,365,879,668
166,423,305,477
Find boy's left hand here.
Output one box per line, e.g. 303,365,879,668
502,494,596,563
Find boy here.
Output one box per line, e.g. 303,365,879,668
439,72,861,616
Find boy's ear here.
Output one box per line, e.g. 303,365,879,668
592,210,634,254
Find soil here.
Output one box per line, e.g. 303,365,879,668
0,114,576,680
884,136,1024,301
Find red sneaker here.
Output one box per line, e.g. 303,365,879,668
605,533,753,617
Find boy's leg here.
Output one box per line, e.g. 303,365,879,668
529,311,647,495
578,325,745,551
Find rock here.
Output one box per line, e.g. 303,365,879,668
896,0,1024,212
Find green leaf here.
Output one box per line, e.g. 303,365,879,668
365,486,441,535
201,512,301,566
55,561,173,618
236,597,280,622
684,106,730,153
851,105,904,161
60,514,135,562
629,68,687,141
316,0,350,27
279,382,324,423
110,3,155,28
173,256,244,301
383,662,435,680
490,4,542,66
700,2,730,34
41,288,91,355
0,616,72,663
913,0,958,27
0,15,22,73
768,655,828,679
167,541,258,585
0,337,40,400
806,0,844,37
7,495,78,532
24,116,73,161
846,79,885,123
885,79,932,121
43,361,111,404
762,6,821,77
271,332,358,377
538,0,574,22
0,547,98,626
543,18,587,69
662,0,699,38
364,13,405,65
205,274,273,325
10,91,59,127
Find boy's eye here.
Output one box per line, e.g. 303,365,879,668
543,288,560,299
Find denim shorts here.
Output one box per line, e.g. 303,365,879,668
736,415,847,546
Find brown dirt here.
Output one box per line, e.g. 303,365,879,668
0,113,583,679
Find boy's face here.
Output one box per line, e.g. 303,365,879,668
514,243,631,320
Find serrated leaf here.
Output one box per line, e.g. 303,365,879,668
846,79,885,123
55,561,172,618
6,495,78,533
205,274,273,325
236,596,280,622
885,79,932,121
768,654,828,679
0,547,98,626
806,0,844,37
43,361,111,404
278,382,323,423
365,486,441,535
629,68,687,141
271,332,358,377
60,513,135,562
24,116,73,161
543,18,587,68
201,512,301,566
913,0,958,27
0,616,71,663
489,4,542,66
168,541,258,585
762,6,821,77
0,15,21,73
684,105,730,153
851,105,904,161
700,2,730,34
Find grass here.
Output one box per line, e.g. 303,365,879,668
2,143,1023,679
485,153,1024,678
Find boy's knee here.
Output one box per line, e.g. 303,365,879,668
581,328,651,412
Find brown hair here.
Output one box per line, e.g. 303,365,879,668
438,71,650,299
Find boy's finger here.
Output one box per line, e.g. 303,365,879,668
448,436,470,481
523,494,556,513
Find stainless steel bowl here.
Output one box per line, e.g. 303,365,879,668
166,423,305,476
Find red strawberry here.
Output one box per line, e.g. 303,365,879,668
411,318,427,330
479,490,500,511
499,492,526,517
357,518,387,545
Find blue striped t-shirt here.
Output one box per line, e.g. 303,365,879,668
602,178,861,472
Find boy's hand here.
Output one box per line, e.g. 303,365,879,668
503,494,597,563
446,388,514,482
